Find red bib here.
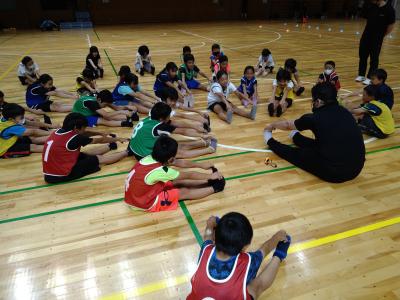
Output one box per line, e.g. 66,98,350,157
42,130,80,176
187,244,252,300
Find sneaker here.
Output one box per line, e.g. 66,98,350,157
250,105,257,120
130,112,139,122
43,114,52,124
295,86,305,96
209,138,218,151
121,120,133,127
362,78,371,85
226,110,233,124
355,76,365,82
108,142,118,150
203,123,211,133
150,66,155,75
208,177,226,193
276,105,283,117
139,68,145,76
242,99,249,107
268,103,275,117
273,235,291,261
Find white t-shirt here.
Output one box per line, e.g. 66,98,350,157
135,52,151,65
258,55,274,68
17,62,39,77
207,82,237,106
273,79,294,89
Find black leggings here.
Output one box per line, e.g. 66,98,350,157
267,133,363,183
358,33,383,78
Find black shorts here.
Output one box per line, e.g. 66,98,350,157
18,76,28,85
259,65,274,72
30,100,54,112
1,136,32,158
44,153,100,183
208,101,228,113
358,113,387,139
274,97,293,107
127,145,144,161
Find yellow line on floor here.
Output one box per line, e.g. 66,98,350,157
100,216,400,300
0,48,32,81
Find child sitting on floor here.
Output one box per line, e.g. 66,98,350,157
153,62,188,101
26,74,77,113
284,58,305,96
135,45,155,76
76,68,99,96
72,90,138,128
124,135,225,212
210,43,224,72
42,113,128,183
208,71,256,124
348,85,394,139
255,48,275,77
112,73,157,113
180,45,192,63
178,54,211,92
1,103,49,158
318,60,340,91
238,66,259,107
188,212,291,300
213,55,231,81
371,69,394,109
17,56,40,85
128,102,216,161
268,69,295,117
161,87,210,133
86,46,104,79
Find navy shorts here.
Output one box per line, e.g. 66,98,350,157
186,79,201,89
86,115,99,127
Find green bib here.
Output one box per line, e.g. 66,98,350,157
129,117,162,157
178,64,197,81
72,96,97,117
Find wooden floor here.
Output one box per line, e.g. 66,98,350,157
0,20,400,300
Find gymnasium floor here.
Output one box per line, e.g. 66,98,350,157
0,20,399,300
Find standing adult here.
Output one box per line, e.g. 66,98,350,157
356,0,396,85
263,83,366,183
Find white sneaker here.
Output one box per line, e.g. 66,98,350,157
355,76,365,82
362,78,371,85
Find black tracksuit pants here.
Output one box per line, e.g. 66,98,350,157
358,33,384,79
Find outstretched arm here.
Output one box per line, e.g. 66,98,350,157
257,230,288,257
172,158,215,170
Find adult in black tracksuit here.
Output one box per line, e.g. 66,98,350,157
263,83,365,183
356,0,395,84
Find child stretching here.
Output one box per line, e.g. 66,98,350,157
268,69,295,117
153,62,188,101
238,66,259,107
348,85,394,139
255,48,275,77
180,45,192,63
318,60,340,91
112,73,156,113
128,102,216,161
178,54,211,92
161,87,211,133
188,212,291,299
284,58,305,96
42,113,128,183
135,45,155,76
17,56,40,85
26,74,77,113
76,68,99,96
210,43,225,71
124,136,225,212
86,46,104,79
213,55,231,81
208,71,256,124
72,90,138,128
1,104,49,158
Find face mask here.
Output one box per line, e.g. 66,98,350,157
325,69,333,75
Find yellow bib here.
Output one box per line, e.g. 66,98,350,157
369,100,395,135
0,120,19,156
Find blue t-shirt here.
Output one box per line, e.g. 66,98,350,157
153,72,178,92
375,83,394,109
26,83,53,107
0,119,26,139
237,76,257,96
112,82,141,101
198,240,263,285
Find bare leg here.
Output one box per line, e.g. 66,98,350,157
173,179,209,187
178,186,215,200
30,136,48,144
176,147,214,159
280,100,288,113
197,84,209,92
232,104,251,119
50,102,73,113
30,144,44,153
247,257,281,299
97,118,124,127
97,150,128,165
132,103,150,114
213,104,229,123
84,145,110,156
179,139,207,150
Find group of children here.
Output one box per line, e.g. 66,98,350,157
1,37,397,299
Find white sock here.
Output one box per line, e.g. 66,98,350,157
264,131,272,144
289,130,299,139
